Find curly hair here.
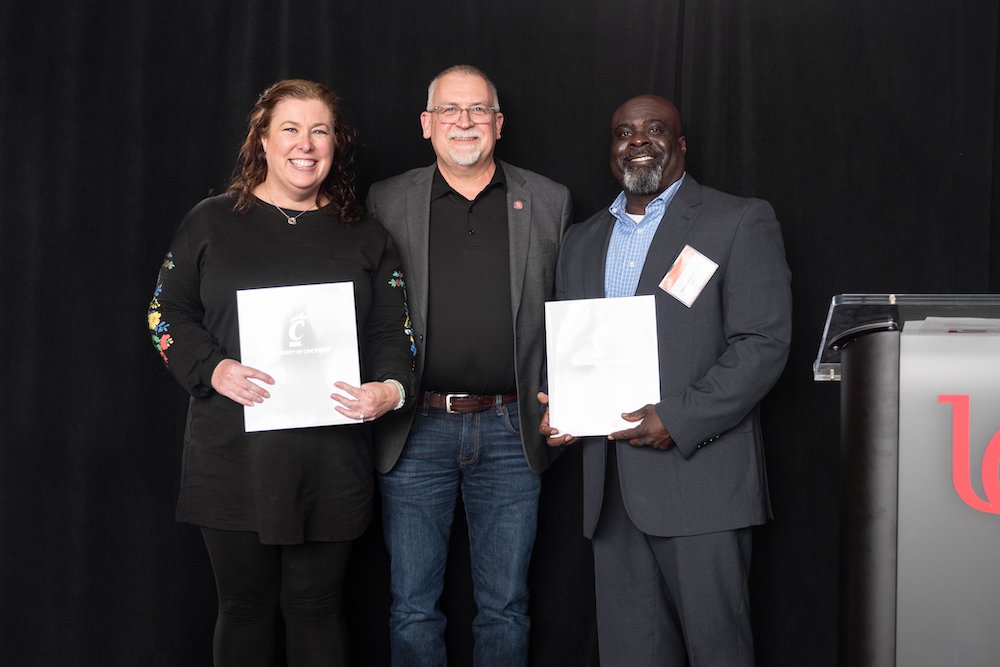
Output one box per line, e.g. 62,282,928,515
227,79,364,224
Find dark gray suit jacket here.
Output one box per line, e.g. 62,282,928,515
367,160,572,475
555,175,792,539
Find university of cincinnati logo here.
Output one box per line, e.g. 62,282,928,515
939,395,1000,514
287,312,307,348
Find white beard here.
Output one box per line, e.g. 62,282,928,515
449,145,483,166
622,165,664,195
448,130,484,166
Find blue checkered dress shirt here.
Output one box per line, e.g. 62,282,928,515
604,174,685,298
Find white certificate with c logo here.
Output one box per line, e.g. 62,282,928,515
237,282,361,432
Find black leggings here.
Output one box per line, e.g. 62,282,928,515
200,527,353,667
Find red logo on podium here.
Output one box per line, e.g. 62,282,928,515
939,395,1000,514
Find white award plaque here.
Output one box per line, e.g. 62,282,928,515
545,295,661,436
237,282,361,432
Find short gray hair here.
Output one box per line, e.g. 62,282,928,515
426,65,501,113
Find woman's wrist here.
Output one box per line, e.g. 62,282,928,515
382,379,406,410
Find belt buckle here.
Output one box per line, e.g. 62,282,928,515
445,393,470,414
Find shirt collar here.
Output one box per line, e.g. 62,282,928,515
431,159,507,201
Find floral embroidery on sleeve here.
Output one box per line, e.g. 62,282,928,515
388,269,417,368
148,253,175,367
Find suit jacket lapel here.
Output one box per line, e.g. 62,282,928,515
589,213,616,299
503,161,531,321
406,167,435,329
635,175,701,296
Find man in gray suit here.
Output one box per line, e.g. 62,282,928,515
367,65,571,666
540,95,791,666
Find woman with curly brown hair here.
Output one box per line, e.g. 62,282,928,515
148,79,414,666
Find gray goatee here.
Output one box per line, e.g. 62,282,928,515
622,165,664,195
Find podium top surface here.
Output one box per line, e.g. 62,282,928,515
813,293,1000,381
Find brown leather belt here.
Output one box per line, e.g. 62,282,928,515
420,391,517,414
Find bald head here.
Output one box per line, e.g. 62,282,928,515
612,95,683,137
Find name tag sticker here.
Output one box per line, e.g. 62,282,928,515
659,245,719,307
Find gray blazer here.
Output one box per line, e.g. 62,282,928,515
555,175,792,538
367,160,572,475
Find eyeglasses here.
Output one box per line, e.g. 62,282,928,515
428,105,496,123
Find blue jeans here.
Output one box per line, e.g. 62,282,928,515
379,397,541,667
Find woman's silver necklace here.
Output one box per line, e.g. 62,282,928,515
268,197,313,225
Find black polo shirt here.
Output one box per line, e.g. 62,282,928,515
421,163,516,395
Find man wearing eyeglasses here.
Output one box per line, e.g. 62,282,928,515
367,64,572,667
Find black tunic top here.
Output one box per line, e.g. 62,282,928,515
148,195,415,544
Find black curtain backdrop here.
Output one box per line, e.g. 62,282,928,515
2,1,998,665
